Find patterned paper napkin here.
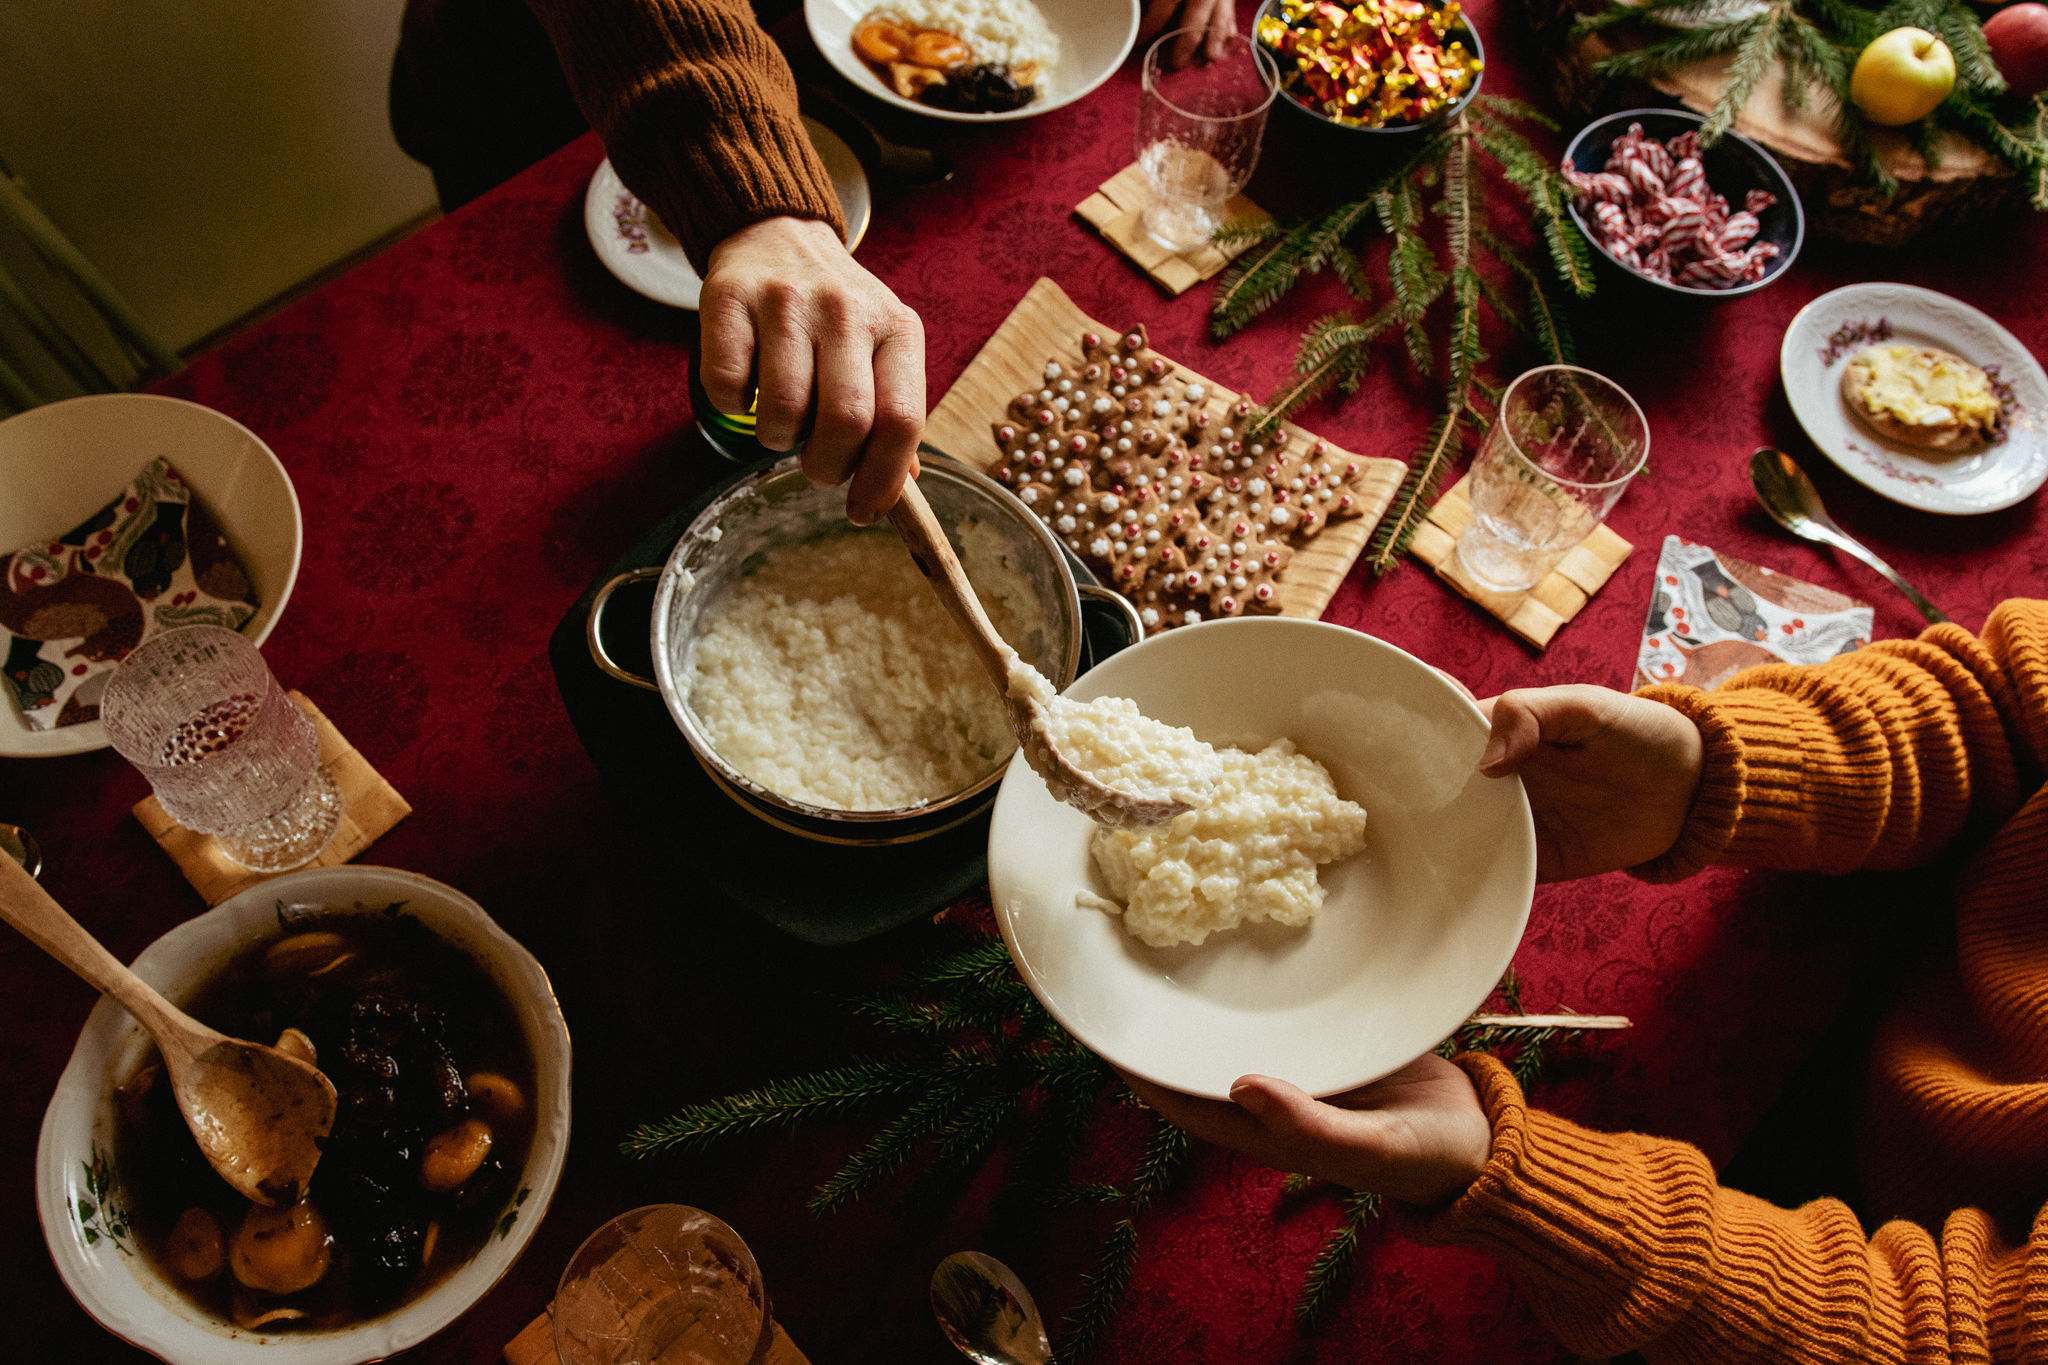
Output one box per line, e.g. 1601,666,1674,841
2,456,259,729
1635,536,1872,691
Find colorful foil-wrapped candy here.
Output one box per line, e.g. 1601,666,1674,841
1563,124,1779,289
1255,0,1482,128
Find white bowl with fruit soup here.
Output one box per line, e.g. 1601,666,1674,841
989,617,1536,1099
807,0,1138,121
36,866,571,1365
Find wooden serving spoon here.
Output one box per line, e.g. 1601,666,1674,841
0,854,335,1207
887,478,1190,829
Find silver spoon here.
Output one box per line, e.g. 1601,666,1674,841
1749,448,1948,624
888,477,1191,828
0,823,41,879
931,1251,1055,1365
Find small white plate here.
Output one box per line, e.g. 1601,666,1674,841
988,618,1536,1100
806,0,1138,124
1780,282,2048,515
36,865,571,1365
583,116,872,310
0,395,302,758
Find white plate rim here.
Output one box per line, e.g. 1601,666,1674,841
34,865,572,1365
0,393,303,759
987,616,1536,1100
804,0,1140,124
582,117,873,311
1779,281,2048,516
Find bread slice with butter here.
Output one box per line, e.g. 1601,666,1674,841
1841,343,2003,452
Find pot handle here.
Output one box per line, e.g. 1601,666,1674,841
585,567,664,691
1075,582,1145,660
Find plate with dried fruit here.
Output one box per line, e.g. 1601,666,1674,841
1781,282,2048,515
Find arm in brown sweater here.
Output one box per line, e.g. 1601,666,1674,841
525,0,844,268
1417,600,2048,1362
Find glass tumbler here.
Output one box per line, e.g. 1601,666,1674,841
100,626,342,873
1456,366,1649,593
1136,28,1278,251
553,1205,772,1365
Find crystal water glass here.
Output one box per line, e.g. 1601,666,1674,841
100,626,342,873
1456,366,1650,593
1136,28,1278,251
553,1205,773,1365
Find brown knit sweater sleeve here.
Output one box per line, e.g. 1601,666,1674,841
526,0,843,269
1630,602,2040,880
1418,1054,2045,1363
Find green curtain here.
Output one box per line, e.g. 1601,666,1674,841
0,162,180,417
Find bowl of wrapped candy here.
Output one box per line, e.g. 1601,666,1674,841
1253,0,1484,137
1562,108,1803,298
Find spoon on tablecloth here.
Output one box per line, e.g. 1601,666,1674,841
887,476,1192,829
1750,447,1949,625
0,853,336,1206
931,1251,1055,1365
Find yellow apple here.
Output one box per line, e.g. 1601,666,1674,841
1851,27,1958,125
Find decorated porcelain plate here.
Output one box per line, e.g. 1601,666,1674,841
987,618,1536,1100
1780,282,2048,515
0,395,301,758
582,116,871,310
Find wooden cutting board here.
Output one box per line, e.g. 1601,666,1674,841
924,277,1408,626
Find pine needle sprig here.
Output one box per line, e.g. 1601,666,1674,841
1475,227,1576,364
1367,407,1464,572
620,1057,933,1156
1244,304,1402,441
1592,13,1771,83
806,1078,969,1212
1293,1190,1382,1324
911,936,1018,991
1061,1217,1138,1363
1699,6,1787,144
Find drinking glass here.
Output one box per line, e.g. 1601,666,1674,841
100,626,342,873
553,1205,772,1365
1136,29,1278,251
1456,366,1649,593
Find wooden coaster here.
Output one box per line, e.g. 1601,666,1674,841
923,277,1409,627
1075,162,1271,296
1408,476,1633,649
133,691,411,905
504,1304,813,1365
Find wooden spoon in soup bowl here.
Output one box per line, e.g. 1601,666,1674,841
0,855,335,1206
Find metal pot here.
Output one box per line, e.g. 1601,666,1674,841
586,454,1139,846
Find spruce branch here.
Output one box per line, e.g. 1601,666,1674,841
1699,7,1786,145
1593,14,1771,81
1293,1190,1383,1324
1367,406,1465,573
620,1058,932,1156
1061,1217,1138,1362
806,1079,967,1212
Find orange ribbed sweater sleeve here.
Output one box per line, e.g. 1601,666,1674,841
1416,601,2048,1363
526,0,843,268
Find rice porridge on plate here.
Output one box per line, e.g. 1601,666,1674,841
682,526,1037,811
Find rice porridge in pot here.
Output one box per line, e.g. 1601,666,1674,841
681,524,1041,812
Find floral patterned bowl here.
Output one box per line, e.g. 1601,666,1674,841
35,866,571,1365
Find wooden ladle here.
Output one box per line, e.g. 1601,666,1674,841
887,478,1190,829
0,854,335,1206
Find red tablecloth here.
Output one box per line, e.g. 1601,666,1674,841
7,2,2047,1360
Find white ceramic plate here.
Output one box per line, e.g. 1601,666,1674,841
806,0,1138,123
988,618,1536,1100
0,395,301,758
1780,282,2048,515
583,116,872,310
36,865,572,1365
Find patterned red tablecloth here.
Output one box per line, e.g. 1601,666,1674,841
6,2,2047,1360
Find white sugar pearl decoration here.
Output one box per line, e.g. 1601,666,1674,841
1119,420,1134,433
1044,362,1062,380
1021,487,1039,504
1135,474,1151,487
1142,512,1157,526
1090,537,1112,557
1093,396,1113,414
1052,499,1064,512
1111,385,1127,397
1055,514,1076,533
1206,486,1223,502
1270,507,1291,525
1319,488,1333,503
1116,438,1132,452
1146,529,1160,544
1210,574,1225,588
1231,541,1246,555
1064,467,1086,486
1208,445,1224,459
1220,427,1234,440
1184,384,1205,401
1026,432,1041,447
1098,494,1119,514
1057,378,1072,392
1248,478,1268,495
1289,478,1304,491
1121,509,1137,524
1168,476,1184,491
1051,397,1070,413
1152,400,1172,417
1184,610,1202,625
1202,557,1218,571
1051,456,1065,469
1132,545,1147,560
1231,574,1247,590
1249,443,1264,455
1141,607,1160,627
1040,389,1053,402
1069,538,1081,550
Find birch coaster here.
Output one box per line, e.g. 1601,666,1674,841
1408,476,1633,649
1075,162,1271,296
133,691,411,905
504,1304,814,1365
